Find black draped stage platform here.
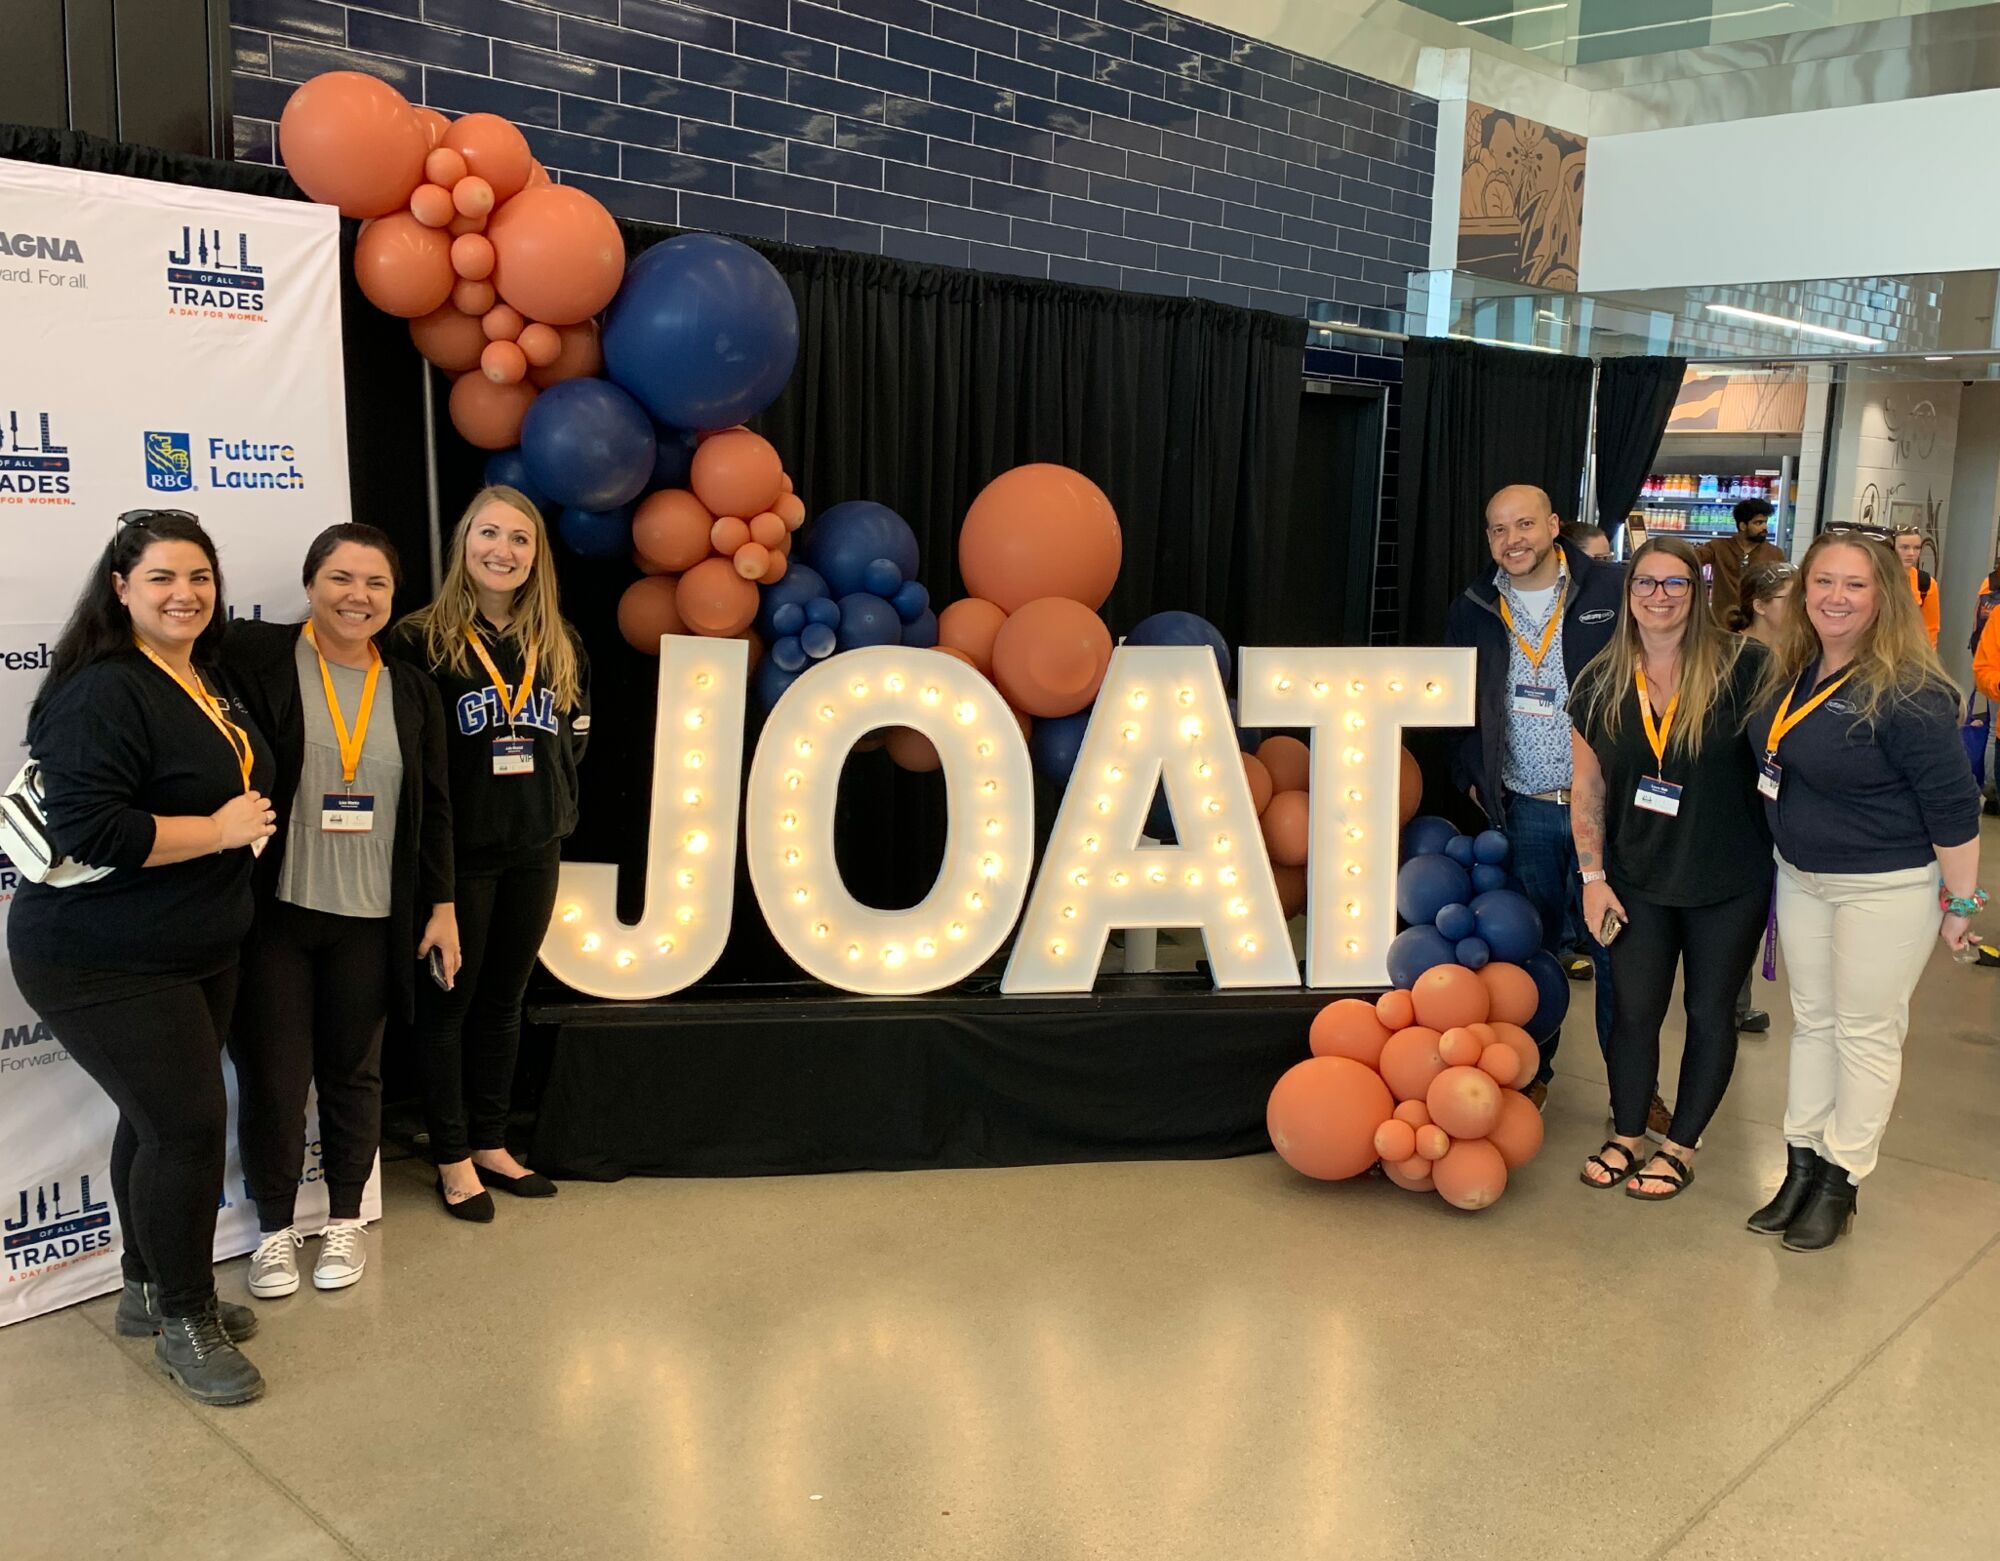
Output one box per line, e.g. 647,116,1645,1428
528,976,1332,1179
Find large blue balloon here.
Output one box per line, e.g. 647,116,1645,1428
520,378,654,512
901,608,938,649
1396,854,1471,928
602,233,799,430
753,562,828,642
836,593,902,650
482,448,550,512
650,427,698,492
1470,863,1510,895
1402,816,1460,858
557,503,632,561
1126,611,1232,687
1028,709,1093,786
1471,888,1544,964
1387,925,1456,990
801,501,921,600
1523,949,1571,1043
1444,835,1477,868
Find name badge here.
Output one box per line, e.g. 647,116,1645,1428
1633,776,1682,818
1757,758,1782,801
1511,684,1559,719
493,737,535,776
321,794,375,833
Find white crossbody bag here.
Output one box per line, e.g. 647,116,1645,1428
0,758,112,886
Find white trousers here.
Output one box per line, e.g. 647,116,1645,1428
1775,856,1941,1180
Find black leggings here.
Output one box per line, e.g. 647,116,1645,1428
232,900,391,1231
1607,883,1769,1144
412,846,560,1164
11,960,236,1317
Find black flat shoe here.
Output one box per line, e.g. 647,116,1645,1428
436,1175,495,1223
1735,1008,1772,1034
475,1164,558,1198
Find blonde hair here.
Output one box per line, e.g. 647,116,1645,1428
1572,536,1742,760
399,485,581,710
1759,532,1951,726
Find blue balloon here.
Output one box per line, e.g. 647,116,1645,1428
799,622,836,660
1455,936,1492,971
1471,888,1544,965
1472,829,1511,866
862,557,904,598
770,602,806,637
557,503,631,560
482,448,550,512
1144,785,1177,844
520,377,655,512
836,592,902,650
602,233,799,430
1125,611,1233,687
1434,902,1477,943
805,597,842,629
754,562,829,642
891,580,929,622
1523,949,1571,1044
649,426,698,492
1470,863,1510,894
769,635,808,673
1028,709,1093,786
1397,854,1471,928
1444,835,1477,868
901,608,938,649
801,501,921,599
753,654,803,712
1387,925,1456,990
1402,816,1460,858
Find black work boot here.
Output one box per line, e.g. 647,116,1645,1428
155,1303,266,1405
1782,1157,1859,1252
115,1279,257,1343
1745,1146,1818,1234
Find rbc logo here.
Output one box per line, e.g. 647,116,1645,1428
3,1175,114,1277
144,431,194,492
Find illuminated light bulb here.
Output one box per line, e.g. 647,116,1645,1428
975,739,993,757
1239,937,1257,954
819,704,836,722
1425,680,1441,696
979,855,1000,878
916,938,937,958
1184,869,1203,887
1346,826,1363,841
1084,835,1101,853
848,679,867,697
615,950,635,969
1179,718,1202,740
1177,687,1195,705
1346,939,1360,953
1346,788,1363,802
1311,679,1328,696
1214,833,1231,851
1050,939,1067,957
685,752,703,769
882,945,905,968
792,887,810,905
1388,678,1404,693
922,686,941,705
1095,797,1112,814
984,819,1001,836
954,701,976,725
1061,904,1077,919
1348,679,1366,695
675,869,694,889
1196,761,1213,778
682,788,703,807
694,672,713,690
1275,676,1293,691
968,891,985,909
655,936,676,955
786,773,802,791
1147,867,1165,885
1344,748,1365,765
796,739,813,757
1129,689,1149,709
1204,797,1222,814
1071,869,1089,887
683,711,707,734
676,906,695,926
684,830,709,854
1345,862,1362,877
581,933,601,954
885,674,905,693
1219,866,1239,885
781,812,798,830
1345,901,1361,918
1110,870,1129,887
982,780,998,795
947,921,966,940
1121,724,1139,742
846,944,862,963
1107,765,1124,781
560,906,581,925
1228,898,1248,917
1347,713,1367,731
813,923,830,939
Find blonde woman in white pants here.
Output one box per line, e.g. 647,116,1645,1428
1745,533,1981,1252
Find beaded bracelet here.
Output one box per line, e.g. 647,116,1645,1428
1939,886,1990,918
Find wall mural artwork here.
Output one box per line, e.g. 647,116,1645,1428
1458,104,1586,291
1666,366,1809,435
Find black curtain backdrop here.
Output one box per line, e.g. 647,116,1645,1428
1594,354,1688,533
1395,336,1593,648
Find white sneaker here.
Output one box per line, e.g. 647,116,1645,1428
313,1222,367,1291
247,1228,303,1298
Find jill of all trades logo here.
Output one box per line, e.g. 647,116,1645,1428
0,229,87,291
3,1174,113,1282
142,430,307,493
0,409,72,505
167,225,266,321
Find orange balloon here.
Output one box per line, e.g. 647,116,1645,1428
1478,1042,1521,1086
1398,746,1423,825
408,305,489,373
1377,1025,1446,1103
1375,989,1416,1031
633,549,670,578
732,542,770,580
1426,1065,1502,1140
1392,1099,1432,1129
748,511,786,549
1259,790,1310,869
452,277,495,316
1256,735,1311,794
409,183,455,228
442,113,533,204
675,556,759,637
934,645,976,668
937,598,1008,676
525,160,553,188
451,232,495,280
1272,864,1307,919
1414,1125,1451,1162
415,107,451,149
760,551,788,584
278,71,428,218
989,597,1112,718
632,489,714,573
1410,964,1491,1032
517,322,562,368
691,430,785,520
1373,1119,1416,1164
1487,1089,1546,1169
616,575,684,654
481,303,525,342
425,147,467,188
1383,1157,1435,1192
958,464,1122,613
886,728,941,772
1485,1022,1541,1090
448,212,487,238
447,372,536,450
1265,1056,1394,1182
486,184,625,326
1241,752,1274,815
480,339,527,385
353,213,454,318
710,515,751,555
1432,1137,1508,1210
1466,1021,1497,1049
1438,1026,1483,1068
775,492,807,529
528,319,603,387
1309,998,1391,1069
1475,962,1539,1027
745,628,765,671
452,175,495,220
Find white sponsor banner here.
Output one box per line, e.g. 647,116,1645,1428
1,160,375,1326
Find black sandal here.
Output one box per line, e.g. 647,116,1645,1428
1580,1140,1644,1189
1625,1150,1695,1201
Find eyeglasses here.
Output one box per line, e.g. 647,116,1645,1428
1630,576,1693,598
117,508,198,530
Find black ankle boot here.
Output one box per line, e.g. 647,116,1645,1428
1782,1158,1859,1252
1746,1146,1818,1234
155,1303,265,1405
114,1279,258,1342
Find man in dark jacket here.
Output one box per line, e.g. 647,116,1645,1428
1444,484,1622,1103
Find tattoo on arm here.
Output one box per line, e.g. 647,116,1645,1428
1573,779,1606,873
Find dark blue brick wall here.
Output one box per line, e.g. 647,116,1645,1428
228,0,1434,326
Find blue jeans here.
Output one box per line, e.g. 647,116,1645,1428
1500,793,1613,1081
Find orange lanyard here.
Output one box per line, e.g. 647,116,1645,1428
1634,669,1679,775
1766,669,1854,758
303,623,381,787
465,628,537,731
1496,558,1568,672
132,639,253,792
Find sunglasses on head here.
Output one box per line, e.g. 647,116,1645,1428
117,508,199,532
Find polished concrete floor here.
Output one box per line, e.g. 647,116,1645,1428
8,904,2000,1559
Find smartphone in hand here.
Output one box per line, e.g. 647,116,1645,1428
1598,906,1628,947
427,945,452,991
